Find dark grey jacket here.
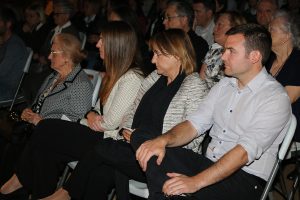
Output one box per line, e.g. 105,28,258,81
33,65,93,122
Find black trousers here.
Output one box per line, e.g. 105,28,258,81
15,119,103,199
64,138,146,200
130,131,266,200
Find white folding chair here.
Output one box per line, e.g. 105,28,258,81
260,114,297,200
79,32,87,50
129,179,149,198
83,69,101,107
0,47,33,109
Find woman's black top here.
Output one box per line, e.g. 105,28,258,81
131,72,186,137
265,48,300,141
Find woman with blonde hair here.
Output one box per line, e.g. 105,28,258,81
44,28,208,200
0,21,147,199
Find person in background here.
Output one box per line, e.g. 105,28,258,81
39,0,79,69
200,11,247,88
132,23,291,200
163,0,208,72
266,11,300,178
242,0,258,23
108,5,155,74
16,3,52,61
0,21,146,199
128,0,148,35
0,6,28,102
281,0,300,14
215,0,227,14
256,0,278,28
145,0,167,41
193,0,216,46
42,28,209,200
72,0,106,69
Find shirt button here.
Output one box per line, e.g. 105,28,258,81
223,130,226,133
230,110,232,113
219,141,222,144
213,156,216,158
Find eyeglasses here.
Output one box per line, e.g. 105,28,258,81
162,15,184,21
50,50,64,55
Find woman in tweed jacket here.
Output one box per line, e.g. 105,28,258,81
20,33,93,125
44,29,209,200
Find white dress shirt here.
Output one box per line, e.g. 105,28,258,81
51,21,72,43
187,67,292,180
195,19,215,46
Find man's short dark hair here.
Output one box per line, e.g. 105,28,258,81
167,0,194,28
0,6,16,29
193,0,216,14
226,23,272,65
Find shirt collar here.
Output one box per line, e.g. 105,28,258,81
54,21,71,33
229,67,269,93
84,15,96,23
35,22,44,31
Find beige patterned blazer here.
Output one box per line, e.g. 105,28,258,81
121,70,209,153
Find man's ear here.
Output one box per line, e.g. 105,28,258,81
249,50,262,64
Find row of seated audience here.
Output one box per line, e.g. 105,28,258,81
0,0,299,199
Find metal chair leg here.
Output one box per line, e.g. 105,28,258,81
57,165,70,189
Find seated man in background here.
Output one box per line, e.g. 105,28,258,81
256,0,278,28
0,6,28,102
132,23,292,200
39,0,79,69
163,0,208,72
192,0,216,46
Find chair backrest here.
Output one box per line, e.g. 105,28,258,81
24,47,33,73
6,47,33,110
260,114,297,200
79,32,87,50
83,69,101,107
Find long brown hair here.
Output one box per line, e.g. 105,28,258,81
99,21,141,104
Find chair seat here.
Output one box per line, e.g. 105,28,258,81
129,179,149,198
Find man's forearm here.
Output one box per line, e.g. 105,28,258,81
161,120,198,148
193,145,249,190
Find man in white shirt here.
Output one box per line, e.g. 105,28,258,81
193,0,215,46
132,24,292,200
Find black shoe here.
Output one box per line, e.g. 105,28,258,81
0,188,29,200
